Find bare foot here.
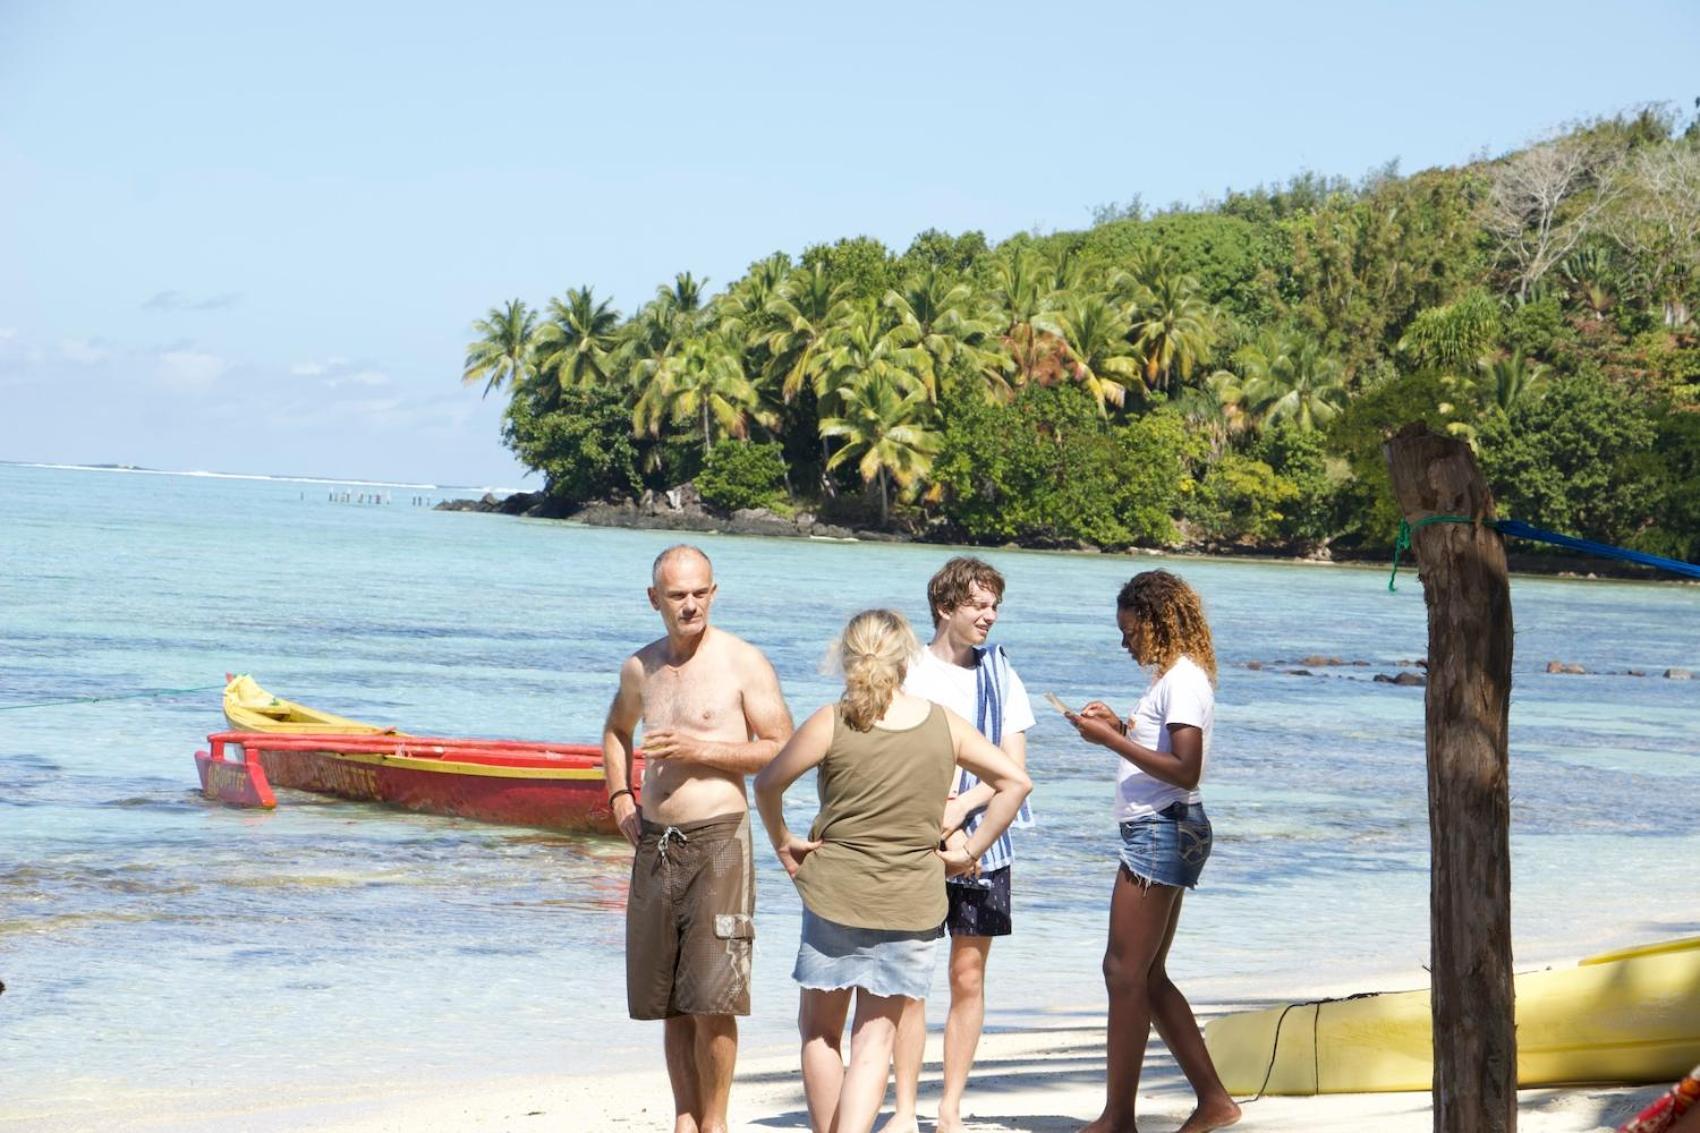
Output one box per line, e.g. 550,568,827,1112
936,1106,966,1133
1079,1115,1137,1133
1176,1096,1242,1133
875,1115,920,1133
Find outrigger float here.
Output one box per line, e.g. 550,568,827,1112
194,675,640,834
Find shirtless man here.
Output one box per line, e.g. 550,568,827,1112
602,544,794,1133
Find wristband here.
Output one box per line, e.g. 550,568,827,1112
608,788,634,805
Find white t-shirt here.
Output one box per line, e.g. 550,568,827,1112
1115,656,1213,820
903,648,1036,740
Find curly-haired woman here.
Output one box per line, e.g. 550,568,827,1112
1067,571,1240,1133
755,609,1031,1133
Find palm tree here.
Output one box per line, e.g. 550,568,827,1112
882,268,1006,399
819,371,942,527
990,249,1072,389
1035,295,1139,414
460,299,539,398
1131,271,1217,394
816,303,935,407
765,265,854,403
535,287,621,397
1170,371,1253,458
1233,330,1348,431
1478,349,1548,411
633,328,774,457
621,273,712,394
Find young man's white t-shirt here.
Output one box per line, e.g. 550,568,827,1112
1115,655,1213,821
902,648,1036,741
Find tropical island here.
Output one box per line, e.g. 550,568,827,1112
458,106,1699,567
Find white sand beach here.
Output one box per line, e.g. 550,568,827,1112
6,1011,1668,1133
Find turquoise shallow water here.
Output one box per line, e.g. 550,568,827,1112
2,462,1698,1108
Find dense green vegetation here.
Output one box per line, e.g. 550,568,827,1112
467,106,1700,562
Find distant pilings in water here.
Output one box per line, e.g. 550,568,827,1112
324,491,442,507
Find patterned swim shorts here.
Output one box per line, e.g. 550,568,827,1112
626,811,755,1019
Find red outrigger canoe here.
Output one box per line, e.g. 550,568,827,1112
194,675,642,834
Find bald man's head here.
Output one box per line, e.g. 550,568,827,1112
651,543,713,586
648,544,717,640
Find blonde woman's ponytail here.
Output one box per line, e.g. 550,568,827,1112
836,609,919,731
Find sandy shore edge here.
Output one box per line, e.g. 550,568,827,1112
6,1006,1667,1133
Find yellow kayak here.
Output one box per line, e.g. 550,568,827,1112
223,673,396,736
1205,936,1700,1094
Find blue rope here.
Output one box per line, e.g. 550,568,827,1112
1390,516,1700,590
1494,519,1700,580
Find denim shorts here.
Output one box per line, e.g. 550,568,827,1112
793,906,941,1000
1118,801,1212,889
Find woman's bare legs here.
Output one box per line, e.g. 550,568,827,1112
800,987,853,1133
834,990,909,1133
878,998,925,1133
1146,892,1240,1133
1080,868,1181,1133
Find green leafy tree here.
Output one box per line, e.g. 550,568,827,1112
765,264,853,402
1251,422,1337,544
461,299,540,398
697,439,790,512
1397,288,1502,370
800,236,898,302
1233,329,1349,431
1477,349,1549,411
1131,270,1217,393
535,287,621,399
635,328,774,456
883,268,1006,400
819,372,941,526
1036,294,1139,413
1477,374,1660,545
502,384,641,507
900,229,990,275
817,302,935,406
932,385,1192,546
621,273,712,398
1187,454,1299,543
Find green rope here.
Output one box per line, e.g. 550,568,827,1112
0,683,227,712
1388,514,1482,592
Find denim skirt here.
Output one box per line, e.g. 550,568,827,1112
792,906,941,1000
1118,800,1212,889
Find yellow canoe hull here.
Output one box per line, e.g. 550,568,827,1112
1204,936,1700,1094
223,674,397,736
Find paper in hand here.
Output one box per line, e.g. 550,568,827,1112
1042,691,1077,717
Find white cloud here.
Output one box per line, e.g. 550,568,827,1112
156,349,229,391
143,290,241,312
292,355,354,378
326,368,391,389
61,338,112,364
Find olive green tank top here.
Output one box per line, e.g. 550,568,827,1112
793,701,957,931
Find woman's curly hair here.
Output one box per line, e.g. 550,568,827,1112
1117,570,1216,684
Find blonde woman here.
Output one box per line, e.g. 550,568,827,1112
1066,571,1240,1133
755,610,1031,1133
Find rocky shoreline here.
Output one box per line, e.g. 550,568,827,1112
436,487,1695,584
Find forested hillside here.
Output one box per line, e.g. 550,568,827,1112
463,105,1700,561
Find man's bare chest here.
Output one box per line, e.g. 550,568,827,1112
642,664,745,734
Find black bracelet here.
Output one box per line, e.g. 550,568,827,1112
608,788,634,805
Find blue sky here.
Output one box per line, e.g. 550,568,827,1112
2,1,1696,487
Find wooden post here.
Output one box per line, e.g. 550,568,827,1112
1383,423,1517,1133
